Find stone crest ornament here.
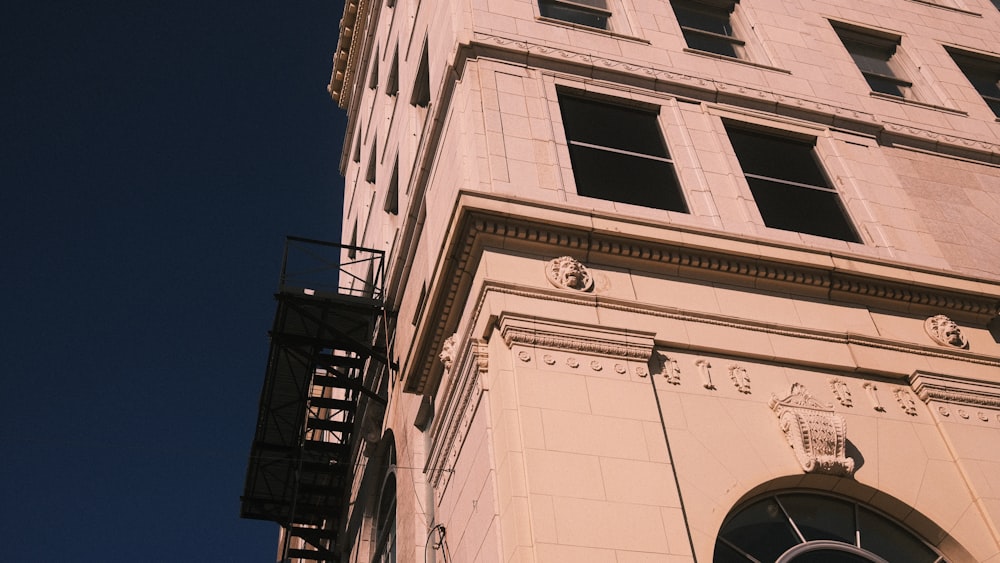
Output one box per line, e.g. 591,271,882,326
829,378,853,407
545,256,594,292
769,383,855,476
439,334,458,371
924,314,969,349
728,363,751,394
694,358,715,389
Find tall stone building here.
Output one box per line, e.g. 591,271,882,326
243,0,1000,560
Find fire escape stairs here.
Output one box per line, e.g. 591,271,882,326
240,238,389,563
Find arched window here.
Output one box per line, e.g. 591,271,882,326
714,492,947,563
373,473,396,563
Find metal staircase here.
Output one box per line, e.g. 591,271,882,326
241,237,389,562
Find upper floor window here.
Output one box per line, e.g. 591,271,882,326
671,0,744,58
833,26,912,98
558,93,688,213
538,0,611,30
947,48,1000,118
725,125,860,242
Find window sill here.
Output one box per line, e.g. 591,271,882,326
869,92,969,116
682,48,791,74
904,0,982,16
536,16,651,44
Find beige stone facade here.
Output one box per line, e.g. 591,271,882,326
317,0,1000,560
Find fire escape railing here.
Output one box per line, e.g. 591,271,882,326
241,237,390,562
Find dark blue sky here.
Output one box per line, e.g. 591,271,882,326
2,1,347,560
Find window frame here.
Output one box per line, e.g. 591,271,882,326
723,123,862,243
537,0,612,30
671,0,745,59
556,90,690,214
833,25,914,99
947,47,1000,118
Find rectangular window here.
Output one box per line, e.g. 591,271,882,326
671,0,744,59
948,49,1000,118
538,0,610,30
559,94,688,213
725,126,860,242
834,26,912,98
384,158,399,214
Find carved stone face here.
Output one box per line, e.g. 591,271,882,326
925,314,968,349
546,256,594,292
558,260,583,288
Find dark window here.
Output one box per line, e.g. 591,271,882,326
366,143,377,184
715,492,946,563
558,94,688,213
538,0,610,30
834,26,912,98
410,44,431,108
726,126,859,242
671,0,743,58
368,48,379,90
948,49,1000,118
384,158,399,214
386,51,399,97
353,132,362,163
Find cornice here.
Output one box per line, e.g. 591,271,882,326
498,314,655,361
467,32,1000,164
329,0,370,109
403,200,1000,395
910,371,1000,410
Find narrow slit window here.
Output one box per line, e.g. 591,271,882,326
671,0,744,59
366,144,377,184
725,126,860,242
386,50,399,97
384,158,399,214
410,43,431,108
834,26,912,98
948,49,1000,118
558,94,688,213
538,0,610,30
368,48,379,90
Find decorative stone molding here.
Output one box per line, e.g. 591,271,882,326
729,363,751,394
404,208,1000,395
653,351,681,385
545,256,594,292
910,372,1000,411
829,378,853,407
924,314,969,349
427,338,490,503
439,333,458,371
893,388,919,416
695,358,715,390
470,33,1000,162
862,382,886,412
769,383,855,477
498,314,655,362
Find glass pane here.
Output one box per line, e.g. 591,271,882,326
719,497,801,563
780,494,856,544
746,178,859,242
857,508,939,563
559,96,668,157
986,97,1000,118
846,43,895,77
539,1,608,28
726,128,827,187
674,4,733,36
713,539,753,562
864,74,907,97
790,548,878,563
683,30,739,57
568,144,688,212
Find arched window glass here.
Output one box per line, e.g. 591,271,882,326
714,492,947,563
373,473,396,563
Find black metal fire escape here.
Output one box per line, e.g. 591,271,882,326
241,236,390,562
